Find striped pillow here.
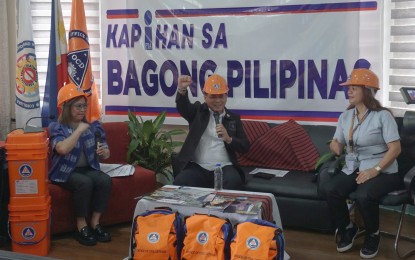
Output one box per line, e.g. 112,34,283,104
238,120,320,172
241,120,270,144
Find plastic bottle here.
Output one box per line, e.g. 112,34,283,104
214,163,223,191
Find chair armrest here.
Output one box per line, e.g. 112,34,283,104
327,154,345,176
403,165,415,192
316,154,344,196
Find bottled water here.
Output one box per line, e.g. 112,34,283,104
214,163,223,191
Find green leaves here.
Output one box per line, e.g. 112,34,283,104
314,152,336,170
126,110,186,181
314,139,346,171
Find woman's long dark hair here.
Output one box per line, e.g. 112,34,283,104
58,96,88,126
347,87,393,114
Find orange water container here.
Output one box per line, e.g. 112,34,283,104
8,196,51,256
5,129,49,197
9,195,50,207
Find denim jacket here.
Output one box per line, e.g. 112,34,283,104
48,120,108,182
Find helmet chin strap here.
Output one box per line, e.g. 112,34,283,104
369,88,376,96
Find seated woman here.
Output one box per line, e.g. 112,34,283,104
48,83,112,246
325,68,401,259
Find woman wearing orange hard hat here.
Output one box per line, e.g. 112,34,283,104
49,83,112,246
323,68,401,258
173,74,250,190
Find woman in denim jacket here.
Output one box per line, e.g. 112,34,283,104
49,83,112,246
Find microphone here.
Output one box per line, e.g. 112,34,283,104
95,130,102,161
24,115,56,133
213,112,220,125
95,130,102,149
213,112,222,138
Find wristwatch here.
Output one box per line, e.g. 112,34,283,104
374,165,382,172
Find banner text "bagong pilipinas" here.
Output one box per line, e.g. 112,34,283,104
106,22,349,100
107,59,350,100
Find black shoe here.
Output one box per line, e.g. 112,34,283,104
75,226,97,246
94,224,111,242
360,233,380,259
336,224,359,252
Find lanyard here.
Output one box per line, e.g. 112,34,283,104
348,109,370,153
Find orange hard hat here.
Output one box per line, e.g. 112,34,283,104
202,74,229,94
57,83,87,107
340,68,379,90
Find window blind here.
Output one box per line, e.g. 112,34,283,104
388,0,415,116
31,0,100,102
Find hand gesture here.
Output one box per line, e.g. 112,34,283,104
77,122,90,133
178,75,192,94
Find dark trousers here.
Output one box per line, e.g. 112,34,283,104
324,171,401,234
173,162,243,190
55,167,112,217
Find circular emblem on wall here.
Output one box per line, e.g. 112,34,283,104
22,227,36,240
147,232,160,243
197,231,209,245
19,164,33,178
246,236,260,250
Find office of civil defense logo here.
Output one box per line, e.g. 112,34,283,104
197,231,208,245
67,48,91,95
147,232,160,243
246,236,260,250
22,227,36,240
19,164,33,178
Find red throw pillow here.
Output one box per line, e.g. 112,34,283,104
241,120,270,144
238,120,320,172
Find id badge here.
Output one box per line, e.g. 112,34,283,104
345,154,358,172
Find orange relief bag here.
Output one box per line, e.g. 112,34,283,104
230,219,284,260
131,209,183,260
181,214,232,260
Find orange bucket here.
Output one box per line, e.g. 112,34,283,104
6,129,49,197
9,195,50,207
8,195,51,217
8,197,51,256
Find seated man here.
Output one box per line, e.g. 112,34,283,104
173,74,250,190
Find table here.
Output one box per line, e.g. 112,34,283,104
128,185,290,259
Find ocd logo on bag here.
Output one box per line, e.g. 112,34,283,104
147,232,160,243
246,237,260,250
197,231,209,245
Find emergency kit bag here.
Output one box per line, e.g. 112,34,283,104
131,208,183,260
181,214,233,260
230,219,284,260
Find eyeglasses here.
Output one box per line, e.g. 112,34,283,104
73,103,88,111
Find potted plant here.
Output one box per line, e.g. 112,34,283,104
126,110,186,186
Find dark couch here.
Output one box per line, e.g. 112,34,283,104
48,122,157,234
239,115,414,232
